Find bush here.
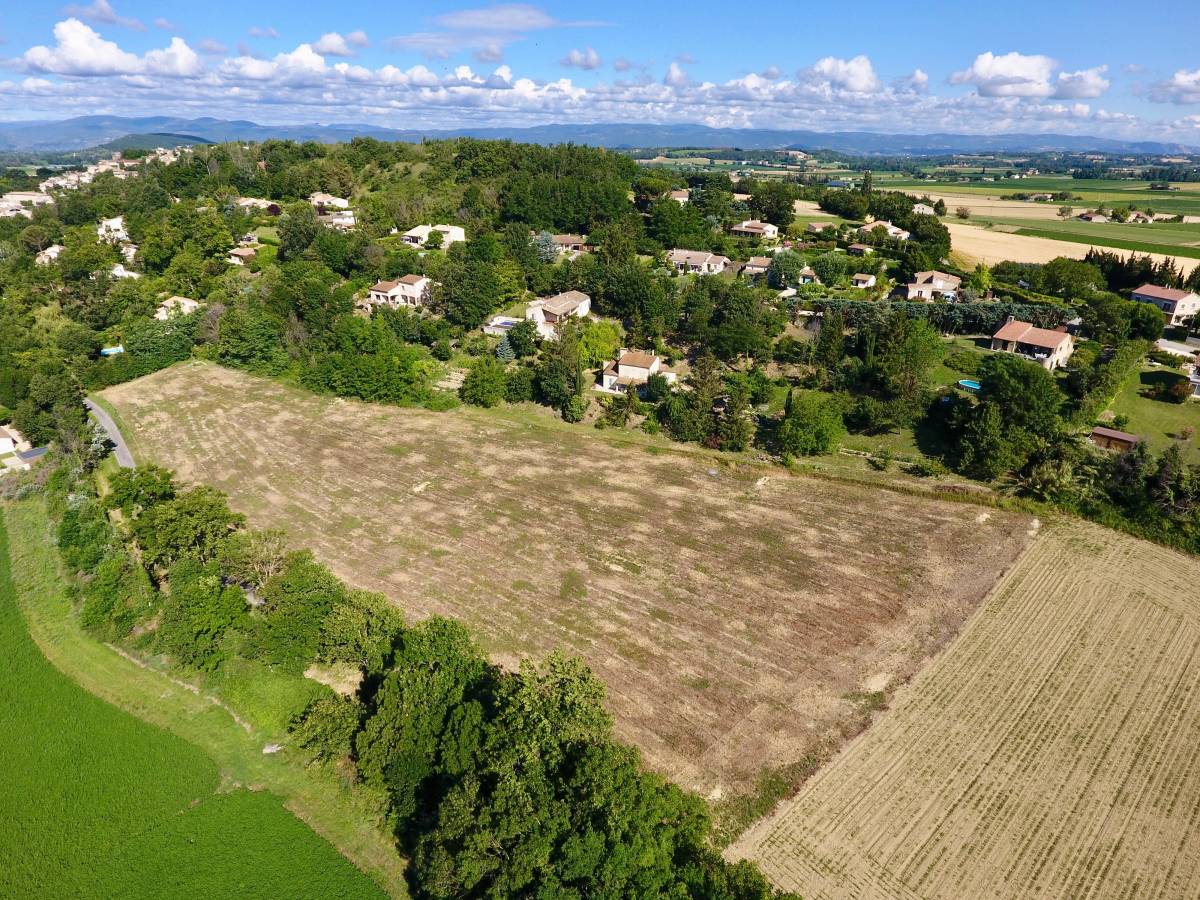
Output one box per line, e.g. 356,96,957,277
459,356,507,408
944,349,982,375
290,694,362,763
504,366,535,403
777,393,844,456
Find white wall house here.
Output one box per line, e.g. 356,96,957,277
402,224,466,248
309,192,350,211
906,271,961,301
990,317,1075,371
859,220,910,241
731,219,779,240
667,249,730,275
742,256,772,277
154,296,200,320
97,215,129,243
525,290,591,340
912,203,937,216
35,244,63,266
596,350,677,395
1131,284,1200,327
228,246,258,266
851,273,877,289
367,275,432,308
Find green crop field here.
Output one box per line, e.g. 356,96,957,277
886,175,1200,216
1009,224,1200,260
0,500,388,900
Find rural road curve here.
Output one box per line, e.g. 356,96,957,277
85,399,134,468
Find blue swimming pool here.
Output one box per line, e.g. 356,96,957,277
957,379,981,392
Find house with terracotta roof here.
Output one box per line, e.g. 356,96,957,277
526,290,591,340
798,266,820,285
731,219,779,240
990,316,1075,370
851,273,877,289
742,256,773,277
666,249,730,275
154,296,200,320
847,243,873,256
669,189,690,204
859,220,910,241
596,349,677,395
367,274,432,309
1131,283,1200,326
401,224,465,248
806,222,836,235
907,271,962,301
227,246,258,266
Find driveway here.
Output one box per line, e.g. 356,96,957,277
85,399,134,468
1157,338,1200,358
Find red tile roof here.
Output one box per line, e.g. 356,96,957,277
1133,283,1194,302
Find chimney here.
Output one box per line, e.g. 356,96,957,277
1006,315,1016,324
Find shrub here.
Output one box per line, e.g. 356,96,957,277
459,356,507,408
504,366,535,403
944,349,982,375
290,695,362,763
777,393,844,456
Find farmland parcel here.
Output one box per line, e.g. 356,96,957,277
101,360,1032,801
733,519,1200,899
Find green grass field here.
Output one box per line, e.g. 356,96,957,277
1106,366,1200,462
0,500,388,899
886,175,1200,216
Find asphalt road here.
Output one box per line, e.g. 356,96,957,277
85,399,134,468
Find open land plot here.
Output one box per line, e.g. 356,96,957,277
946,222,1200,274
0,501,387,900
101,360,1033,800
1106,366,1200,462
732,518,1200,899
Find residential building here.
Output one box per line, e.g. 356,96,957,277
366,274,432,308
666,249,730,275
851,273,877,289
320,209,357,231
596,349,677,395
525,290,591,340
97,215,129,243
1078,212,1108,223
912,203,937,216
906,270,962,301
228,246,258,266
154,296,200,320
309,192,350,212
858,220,910,241
120,243,138,263
35,244,63,266
797,266,820,285
742,256,772,277
1089,426,1140,453
109,263,140,280
1127,211,1153,223
546,233,587,255
235,196,282,215
401,224,466,248
669,189,690,204
990,316,1076,370
806,222,836,235
847,243,873,256
731,219,779,240
1131,284,1200,327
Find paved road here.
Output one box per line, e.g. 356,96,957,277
85,399,134,468
1157,338,1200,358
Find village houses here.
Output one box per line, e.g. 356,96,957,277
990,316,1075,370
401,224,466,248
730,219,779,240
1131,284,1200,327
851,273,877,289
366,275,433,309
596,350,677,395
859,220,910,241
228,246,258,266
154,296,201,320
525,290,591,340
97,215,129,244
906,270,962,301
741,256,772,277
35,244,63,266
667,249,731,275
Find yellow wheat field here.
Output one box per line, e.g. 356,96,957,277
731,519,1200,899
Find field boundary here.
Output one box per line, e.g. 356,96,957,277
3,497,408,898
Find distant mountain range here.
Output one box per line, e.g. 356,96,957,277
0,115,1195,156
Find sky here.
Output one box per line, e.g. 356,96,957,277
0,1,1199,141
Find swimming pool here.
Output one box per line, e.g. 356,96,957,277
957,379,981,392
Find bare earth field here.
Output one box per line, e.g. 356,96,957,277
947,222,1198,274
101,361,1032,799
732,519,1200,899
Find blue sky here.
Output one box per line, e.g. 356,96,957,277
1,1,1199,140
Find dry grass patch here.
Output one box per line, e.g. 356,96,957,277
102,361,1032,802
732,518,1200,899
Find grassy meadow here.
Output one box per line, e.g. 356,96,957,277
0,499,392,899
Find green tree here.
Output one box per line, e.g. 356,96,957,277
134,485,245,569
460,355,508,408
777,392,844,456
279,201,320,260
158,558,248,670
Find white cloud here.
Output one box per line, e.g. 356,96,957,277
1054,65,1109,99
474,44,504,63
561,47,601,70
664,61,691,87
63,0,144,31
1150,69,1200,104
390,4,601,60
248,26,279,39
144,37,202,77
24,18,141,75
950,51,1056,97
807,55,881,93
434,5,557,31
154,17,177,31
895,68,929,93
313,32,363,57
198,38,228,56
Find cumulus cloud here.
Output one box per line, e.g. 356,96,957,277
561,47,601,70
312,31,369,57
664,61,691,87
25,18,141,75
1150,69,1200,104
63,0,144,31
895,68,929,93
807,55,881,93
950,52,1109,100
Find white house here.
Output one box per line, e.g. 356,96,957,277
859,220,910,241
1131,283,1200,327
912,203,937,216
97,215,129,243
154,296,200,320
669,189,690,204
228,246,258,266
526,290,591,340
742,256,772,277
0,428,15,455
109,263,140,280
731,219,779,240
548,233,587,255
320,209,357,231
402,224,466,248
906,271,962,301
990,317,1075,370
596,349,677,395
851,273,877,289
666,249,730,275
1078,212,1109,223
120,243,138,263
35,244,63,266
806,222,836,234
309,192,350,212
367,274,432,308
798,266,820,285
